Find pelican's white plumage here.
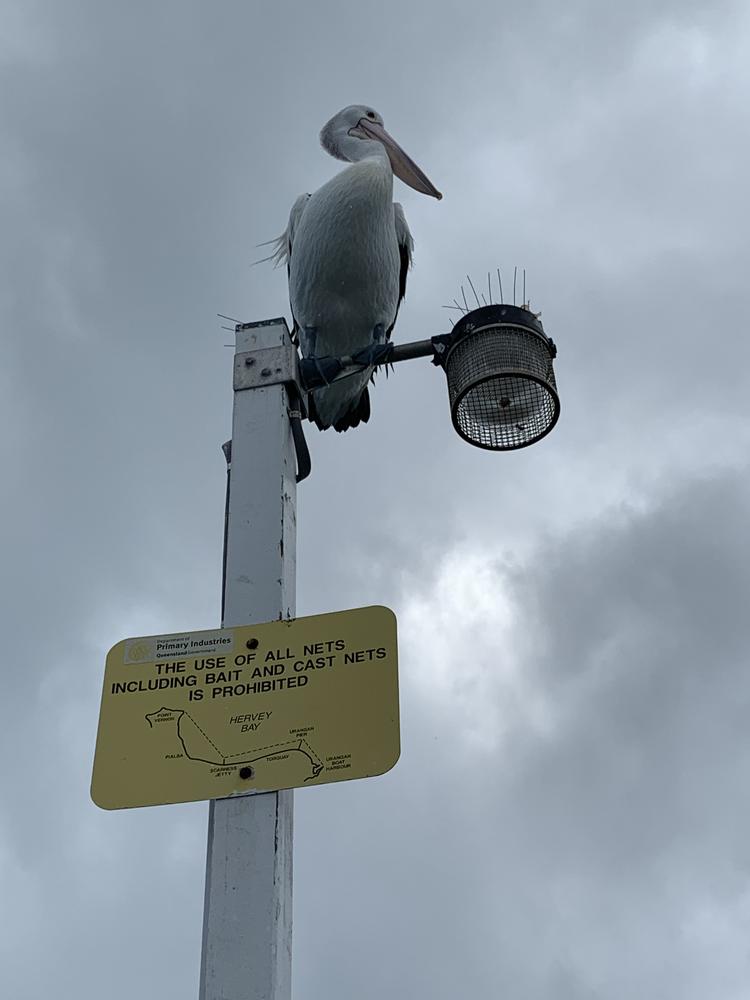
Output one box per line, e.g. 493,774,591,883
272,105,441,431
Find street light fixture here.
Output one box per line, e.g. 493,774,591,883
432,303,559,451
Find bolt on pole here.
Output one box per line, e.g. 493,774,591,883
199,318,297,1000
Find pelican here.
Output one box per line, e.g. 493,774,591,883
271,104,442,431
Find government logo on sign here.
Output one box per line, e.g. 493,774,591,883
125,641,154,663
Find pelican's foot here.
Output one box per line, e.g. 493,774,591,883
351,341,393,367
299,326,317,357
299,355,344,389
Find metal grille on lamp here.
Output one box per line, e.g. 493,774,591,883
440,307,559,451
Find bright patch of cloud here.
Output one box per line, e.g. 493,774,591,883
400,546,553,752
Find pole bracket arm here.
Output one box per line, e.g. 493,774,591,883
233,341,300,392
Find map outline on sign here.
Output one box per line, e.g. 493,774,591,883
144,706,325,778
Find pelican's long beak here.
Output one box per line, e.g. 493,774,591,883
352,119,442,200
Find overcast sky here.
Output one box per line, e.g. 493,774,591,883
2,1,750,997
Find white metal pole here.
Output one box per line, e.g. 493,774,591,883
199,318,297,1000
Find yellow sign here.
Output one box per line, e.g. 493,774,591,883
91,606,399,809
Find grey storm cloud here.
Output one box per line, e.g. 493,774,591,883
1,0,749,998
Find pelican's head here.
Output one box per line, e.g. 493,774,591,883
320,104,442,200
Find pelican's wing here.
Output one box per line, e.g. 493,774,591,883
387,202,414,341
266,193,311,342
266,192,311,269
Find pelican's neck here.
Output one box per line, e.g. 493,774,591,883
338,134,390,168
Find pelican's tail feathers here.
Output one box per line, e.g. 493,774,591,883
334,387,370,432
308,386,371,433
